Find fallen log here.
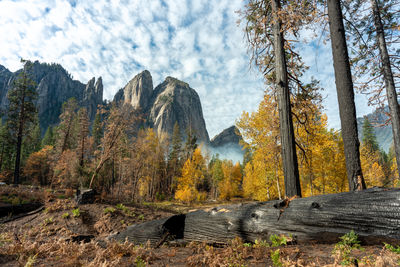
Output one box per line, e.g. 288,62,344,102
0,203,43,219
112,188,400,246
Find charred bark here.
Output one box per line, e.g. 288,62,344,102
371,0,400,180
271,0,301,197
112,188,400,246
327,0,365,191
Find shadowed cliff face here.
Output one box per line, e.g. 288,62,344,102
209,125,246,162
0,61,103,134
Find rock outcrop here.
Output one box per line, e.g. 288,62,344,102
114,72,210,144
83,77,103,120
0,61,103,133
122,70,153,111
210,126,242,147
210,126,245,163
148,77,209,143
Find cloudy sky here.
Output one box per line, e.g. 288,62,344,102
0,0,373,138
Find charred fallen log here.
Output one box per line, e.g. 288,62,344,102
112,188,400,246
0,203,43,219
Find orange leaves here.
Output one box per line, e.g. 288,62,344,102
23,145,53,186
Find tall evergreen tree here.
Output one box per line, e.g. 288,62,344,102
241,0,318,197
22,114,41,163
76,107,90,168
56,98,78,154
0,120,14,173
183,128,197,161
344,0,400,179
370,0,400,179
168,123,182,175
42,126,55,147
362,117,379,152
327,0,366,191
7,59,37,184
92,110,103,151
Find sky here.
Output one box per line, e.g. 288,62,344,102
0,0,373,138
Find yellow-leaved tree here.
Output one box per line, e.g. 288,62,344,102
218,161,242,200
175,147,207,203
237,94,283,200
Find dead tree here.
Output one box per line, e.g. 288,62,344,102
112,188,400,246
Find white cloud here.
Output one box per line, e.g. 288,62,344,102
0,0,372,138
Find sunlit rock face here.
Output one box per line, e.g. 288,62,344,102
121,70,153,112
114,71,210,144
148,76,210,144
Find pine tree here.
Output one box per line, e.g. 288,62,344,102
22,115,41,165
168,122,182,193
344,0,400,179
327,0,366,191
7,59,37,184
241,0,318,197
76,107,90,168
183,128,197,161
0,120,14,173
42,126,55,147
92,110,103,151
56,98,78,154
362,117,379,152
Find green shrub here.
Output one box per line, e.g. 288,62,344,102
104,207,116,214
269,234,288,247
333,230,363,265
135,256,146,267
72,208,80,217
42,217,54,226
384,243,400,254
271,249,282,267
116,203,135,217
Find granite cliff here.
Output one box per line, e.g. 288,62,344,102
209,126,245,162
0,62,244,161
115,71,210,144
0,61,103,133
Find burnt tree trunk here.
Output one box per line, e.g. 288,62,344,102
113,188,400,246
271,0,301,197
327,0,366,191
371,0,400,180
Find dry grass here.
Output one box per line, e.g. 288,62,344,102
1,186,400,266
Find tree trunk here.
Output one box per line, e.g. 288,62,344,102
327,0,366,191
113,188,400,246
371,0,400,179
271,0,301,198
13,90,25,185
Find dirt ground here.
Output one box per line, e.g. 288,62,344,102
0,185,399,266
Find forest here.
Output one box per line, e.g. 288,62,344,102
1,0,400,266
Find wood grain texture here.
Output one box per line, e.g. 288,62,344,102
113,188,400,246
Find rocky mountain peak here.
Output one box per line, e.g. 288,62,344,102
210,126,242,147
0,61,104,133
122,70,153,111
147,75,209,143
84,77,103,119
